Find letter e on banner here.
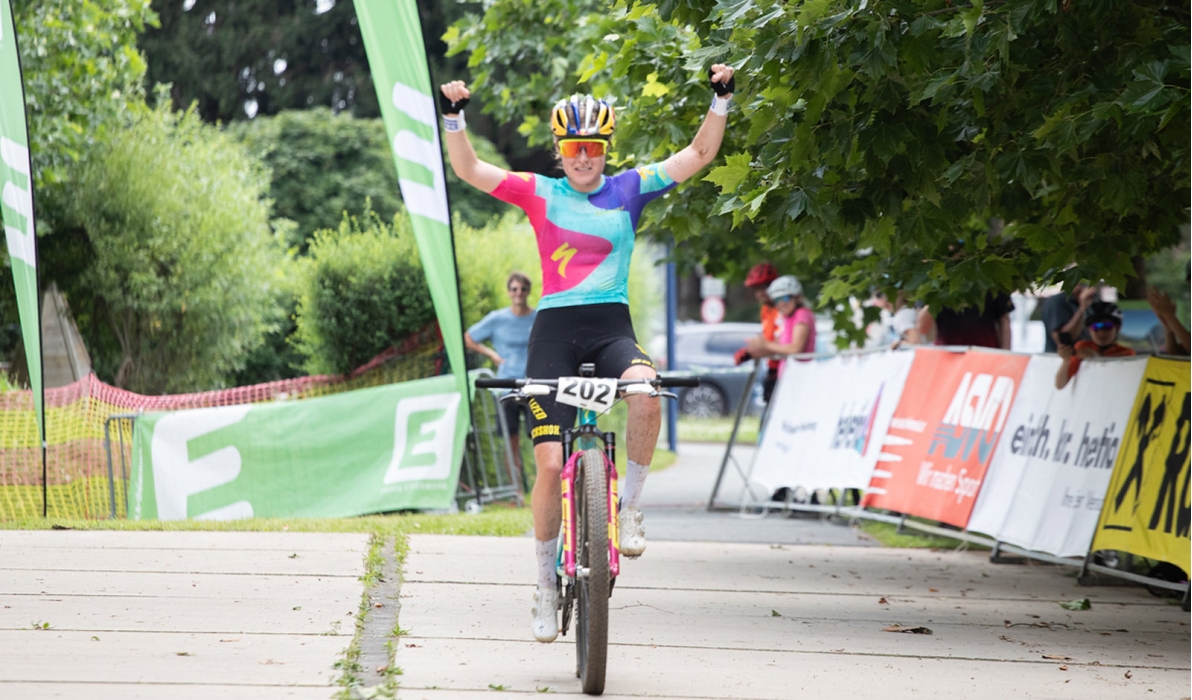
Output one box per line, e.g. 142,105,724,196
384,392,461,484
150,405,254,520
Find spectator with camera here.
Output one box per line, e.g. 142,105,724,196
1054,301,1136,390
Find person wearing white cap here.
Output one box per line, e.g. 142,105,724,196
745,275,816,375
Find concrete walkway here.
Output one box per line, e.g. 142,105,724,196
0,531,368,699
395,442,1189,699
395,535,1189,699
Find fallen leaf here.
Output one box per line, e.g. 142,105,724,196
405,643,420,648
219,638,240,643
90,636,100,642
882,624,933,635
1124,670,1133,679
771,610,782,617
1043,654,1073,661
374,603,384,608
1059,665,1068,671
878,597,889,605
176,652,192,657
376,665,388,674
288,553,299,559
928,588,939,593
1060,597,1091,611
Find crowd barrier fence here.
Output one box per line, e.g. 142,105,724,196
709,345,1190,608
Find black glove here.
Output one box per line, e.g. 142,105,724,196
709,68,736,97
439,92,469,116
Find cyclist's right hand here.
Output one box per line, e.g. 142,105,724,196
439,81,471,115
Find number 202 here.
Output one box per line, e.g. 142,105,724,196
564,379,611,403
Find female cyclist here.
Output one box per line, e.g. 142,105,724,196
440,64,735,643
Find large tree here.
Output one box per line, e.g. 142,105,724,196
230,107,511,249
447,0,1189,317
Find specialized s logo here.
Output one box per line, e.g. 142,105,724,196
551,243,578,278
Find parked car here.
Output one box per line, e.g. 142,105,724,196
1117,301,1167,354
651,323,766,417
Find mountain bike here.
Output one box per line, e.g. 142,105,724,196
476,365,697,695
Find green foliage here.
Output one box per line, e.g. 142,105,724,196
231,108,509,249
13,0,157,203
453,213,544,331
447,0,1191,312
293,211,435,375
60,103,289,394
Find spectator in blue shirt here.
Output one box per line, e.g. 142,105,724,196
466,272,538,471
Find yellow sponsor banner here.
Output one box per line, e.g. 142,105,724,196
1092,357,1190,573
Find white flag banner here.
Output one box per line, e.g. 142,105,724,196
750,350,914,496
967,355,1149,557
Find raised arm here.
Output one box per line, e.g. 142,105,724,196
439,81,508,194
661,64,735,185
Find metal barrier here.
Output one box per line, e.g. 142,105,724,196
102,413,139,519
707,345,1190,610
457,370,526,510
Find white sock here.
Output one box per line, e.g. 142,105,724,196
621,459,649,509
535,538,558,590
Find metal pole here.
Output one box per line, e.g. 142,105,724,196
707,359,761,510
103,418,116,520
666,242,678,453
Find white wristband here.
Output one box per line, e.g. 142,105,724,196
710,95,730,116
442,111,466,132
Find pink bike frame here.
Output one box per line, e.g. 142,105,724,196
560,449,621,579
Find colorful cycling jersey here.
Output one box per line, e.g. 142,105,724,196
489,164,675,310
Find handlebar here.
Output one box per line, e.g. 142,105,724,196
475,375,700,390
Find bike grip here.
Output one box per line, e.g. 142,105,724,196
660,376,701,388
474,378,520,389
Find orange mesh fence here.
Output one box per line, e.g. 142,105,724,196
0,324,444,520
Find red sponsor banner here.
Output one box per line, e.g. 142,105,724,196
863,348,1030,527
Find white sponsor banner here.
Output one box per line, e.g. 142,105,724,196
750,350,914,496
967,355,1148,557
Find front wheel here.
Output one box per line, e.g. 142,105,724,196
575,448,609,695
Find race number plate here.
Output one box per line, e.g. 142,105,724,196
555,376,617,414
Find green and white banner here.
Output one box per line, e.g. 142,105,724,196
0,1,43,441
355,0,466,394
128,374,473,520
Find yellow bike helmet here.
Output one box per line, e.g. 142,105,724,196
550,95,616,139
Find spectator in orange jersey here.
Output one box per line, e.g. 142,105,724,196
734,262,783,404
1055,301,1136,390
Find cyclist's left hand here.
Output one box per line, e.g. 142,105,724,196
709,64,735,97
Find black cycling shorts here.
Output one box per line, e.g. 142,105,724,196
524,303,655,445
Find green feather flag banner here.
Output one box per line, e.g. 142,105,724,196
0,0,45,510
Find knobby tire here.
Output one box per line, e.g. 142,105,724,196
576,447,609,695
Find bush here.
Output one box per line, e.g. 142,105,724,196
61,102,289,394
293,211,435,375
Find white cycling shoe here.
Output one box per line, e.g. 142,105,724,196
531,585,559,643
619,505,646,558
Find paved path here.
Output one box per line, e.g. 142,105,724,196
0,531,368,700
395,534,1189,699
641,441,877,547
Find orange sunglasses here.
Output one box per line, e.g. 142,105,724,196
558,139,607,158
